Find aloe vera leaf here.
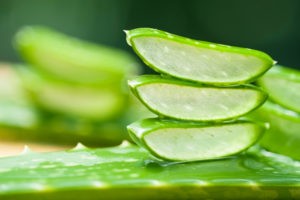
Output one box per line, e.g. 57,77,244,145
129,75,267,122
17,66,127,120
127,118,265,161
14,26,139,85
248,101,300,160
257,65,300,112
0,144,299,200
126,28,274,85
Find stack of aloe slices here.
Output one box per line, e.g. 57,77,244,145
126,28,275,162
251,65,300,160
14,26,139,121
0,26,144,147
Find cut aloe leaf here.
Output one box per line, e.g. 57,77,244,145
0,100,128,147
0,65,128,146
0,144,299,199
2,119,128,148
257,65,300,112
126,28,274,85
129,75,267,122
248,101,300,160
15,26,139,85
17,66,127,120
128,118,265,161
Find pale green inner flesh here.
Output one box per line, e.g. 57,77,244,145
137,83,261,121
254,103,300,160
261,76,300,112
144,123,258,161
31,47,126,82
133,37,264,83
34,83,124,119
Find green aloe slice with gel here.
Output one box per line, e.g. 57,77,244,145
129,75,267,122
127,118,266,161
1,143,299,199
17,66,127,120
14,26,139,85
249,101,300,160
126,28,274,85
257,65,300,112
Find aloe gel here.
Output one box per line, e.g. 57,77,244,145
128,118,265,161
129,75,267,122
15,26,139,85
126,28,274,86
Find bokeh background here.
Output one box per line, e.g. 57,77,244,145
0,0,300,70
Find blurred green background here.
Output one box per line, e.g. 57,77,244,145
0,0,300,70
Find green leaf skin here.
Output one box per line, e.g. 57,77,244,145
14,26,139,86
129,75,268,122
257,65,300,112
248,101,300,160
127,118,266,161
0,144,299,199
126,28,274,86
17,65,128,121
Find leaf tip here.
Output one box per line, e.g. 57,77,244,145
119,140,132,148
21,145,32,155
123,29,129,35
124,30,132,46
73,142,88,150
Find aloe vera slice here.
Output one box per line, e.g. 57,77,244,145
249,101,300,160
128,118,265,161
15,26,139,85
0,99,128,147
126,28,274,85
0,144,299,199
257,65,300,112
0,94,127,147
17,66,127,120
129,75,267,122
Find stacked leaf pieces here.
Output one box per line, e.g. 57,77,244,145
252,65,300,160
126,28,274,162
